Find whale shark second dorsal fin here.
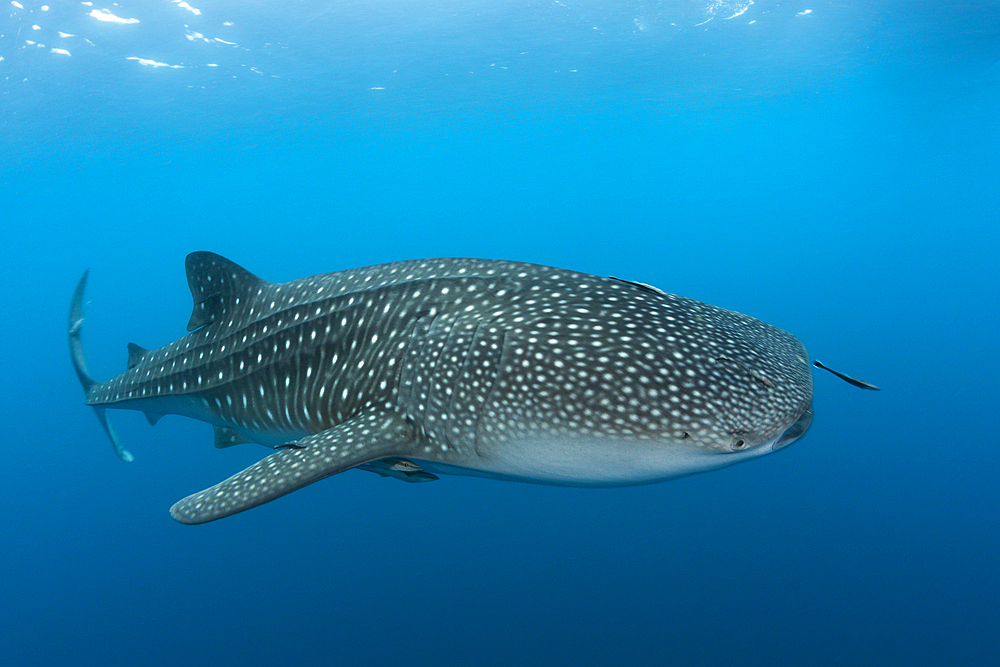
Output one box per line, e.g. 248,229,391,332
127,342,150,369
184,251,265,331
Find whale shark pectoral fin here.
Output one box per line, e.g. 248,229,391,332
169,410,416,525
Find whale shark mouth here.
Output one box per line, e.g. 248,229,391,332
772,403,813,451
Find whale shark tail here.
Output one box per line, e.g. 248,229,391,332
69,271,133,463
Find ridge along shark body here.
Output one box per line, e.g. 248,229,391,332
70,253,816,524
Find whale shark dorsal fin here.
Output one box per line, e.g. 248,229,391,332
184,251,264,331
126,342,150,369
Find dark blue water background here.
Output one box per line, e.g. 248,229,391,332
2,2,998,665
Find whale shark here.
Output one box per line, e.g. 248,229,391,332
70,252,833,524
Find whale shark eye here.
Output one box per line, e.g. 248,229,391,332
732,438,747,451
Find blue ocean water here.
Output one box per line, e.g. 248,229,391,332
2,1,998,664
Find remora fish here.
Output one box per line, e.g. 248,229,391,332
70,253,820,525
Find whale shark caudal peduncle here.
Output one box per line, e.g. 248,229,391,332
69,253,875,524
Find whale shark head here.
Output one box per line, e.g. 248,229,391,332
546,276,816,459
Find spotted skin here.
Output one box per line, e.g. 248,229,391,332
70,252,814,524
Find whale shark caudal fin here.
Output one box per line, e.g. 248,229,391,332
69,271,134,463
169,409,416,524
